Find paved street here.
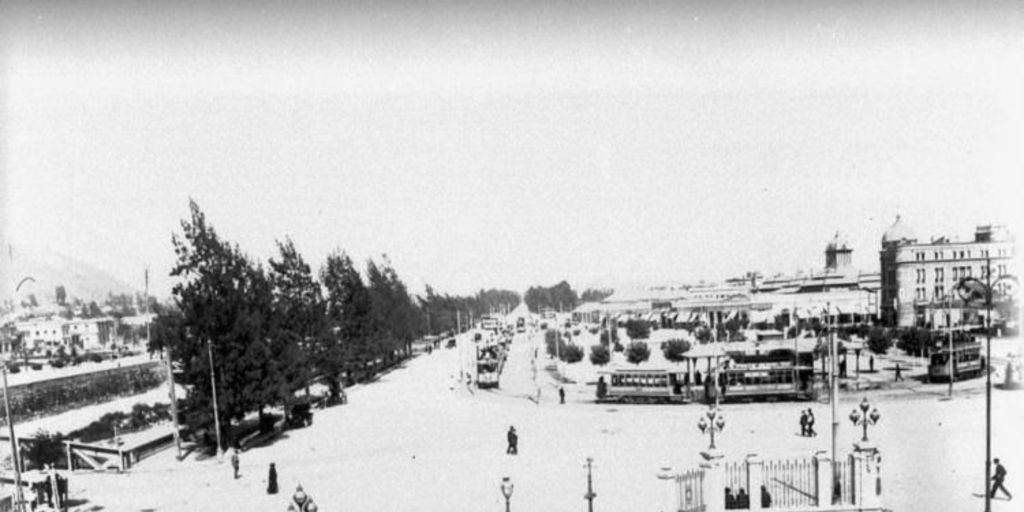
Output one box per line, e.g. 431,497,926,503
66,331,1024,512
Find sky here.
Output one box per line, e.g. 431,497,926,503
1,0,1022,299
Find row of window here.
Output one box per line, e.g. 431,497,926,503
913,247,1012,262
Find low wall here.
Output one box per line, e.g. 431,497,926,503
6,362,167,425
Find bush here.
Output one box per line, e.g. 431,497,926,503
613,342,624,352
25,430,66,470
626,342,651,365
625,319,651,340
545,330,568,358
589,344,610,366
599,328,619,346
866,327,893,355
662,339,692,363
8,365,20,374
562,344,584,363
89,353,104,363
30,363,43,371
50,359,67,369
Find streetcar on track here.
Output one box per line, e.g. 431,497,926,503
927,343,983,382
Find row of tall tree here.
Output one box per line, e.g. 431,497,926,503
417,287,521,336
151,201,424,448
523,280,578,313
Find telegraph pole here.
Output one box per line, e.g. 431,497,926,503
2,366,24,512
207,340,224,460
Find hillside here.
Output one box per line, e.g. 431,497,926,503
4,243,139,303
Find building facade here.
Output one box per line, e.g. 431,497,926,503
879,218,1016,327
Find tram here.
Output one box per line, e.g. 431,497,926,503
597,368,691,404
597,345,816,404
476,342,507,389
716,349,816,402
927,343,983,382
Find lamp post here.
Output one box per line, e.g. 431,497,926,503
848,397,880,443
697,405,726,451
500,476,514,512
583,457,596,512
288,484,317,512
955,261,1017,512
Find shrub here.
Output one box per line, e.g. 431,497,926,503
626,342,651,365
866,327,893,355
625,319,651,340
89,353,104,363
662,339,692,363
8,365,20,374
50,359,66,369
613,342,624,352
589,344,610,366
562,344,584,364
25,430,66,470
545,330,568,358
599,328,619,346
30,363,43,371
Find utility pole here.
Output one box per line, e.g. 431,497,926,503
207,339,224,460
828,301,839,500
584,457,596,512
147,268,181,459
2,366,24,512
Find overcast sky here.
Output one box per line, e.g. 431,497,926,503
2,1,1022,298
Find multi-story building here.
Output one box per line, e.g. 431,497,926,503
879,217,1016,327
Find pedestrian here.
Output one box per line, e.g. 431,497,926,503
760,485,772,508
559,386,565,404
839,357,847,379
231,447,240,479
799,409,809,436
806,409,817,437
894,363,903,382
267,463,278,495
869,355,875,373
724,487,736,509
737,488,749,509
991,458,1012,500
506,426,518,455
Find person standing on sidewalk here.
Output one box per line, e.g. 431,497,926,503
991,458,1012,500
799,410,809,437
559,387,565,404
506,426,518,455
231,448,240,479
894,363,904,382
806,409,817,437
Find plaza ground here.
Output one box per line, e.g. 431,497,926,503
44,331,1024,511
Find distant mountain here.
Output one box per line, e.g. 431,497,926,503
4,244,139,303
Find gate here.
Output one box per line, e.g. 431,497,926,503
675,468,705,512
761,457,817,508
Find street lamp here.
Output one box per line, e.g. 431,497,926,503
583,457,596,512
288,484,317,512
500,476,514,512
955,259,1017,512
697,405,726,451
848,397,880,443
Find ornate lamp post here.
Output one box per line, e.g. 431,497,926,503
583,457,596,512
697,405,726,451
288,484,317,512
500,476,514,512
955,260,1017,512
848,397,880,443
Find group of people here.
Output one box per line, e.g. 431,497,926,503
724,485,771,509
799,409,817,437
229,447,280,495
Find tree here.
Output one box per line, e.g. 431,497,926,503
662,339,691,363
169,200,276,448
625,319,651,340
580,288,614,303
545,330,567,358
866,327,893,355
589,344,610,366
626,342,651,365
599,328,618,346
267,237,321,411
524,281,579,313
321,250,373,387
55,285,67,306
562,344,584,363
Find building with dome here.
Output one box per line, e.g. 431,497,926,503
879,216,1016,327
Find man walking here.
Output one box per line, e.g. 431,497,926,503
894,363,904,382
559,387,566,404
506,426,518,455
806,409,817,437
799,410,809,437
991,458,1012,500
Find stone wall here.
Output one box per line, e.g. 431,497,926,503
6,362,167,424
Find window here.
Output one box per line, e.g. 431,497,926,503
952,268,959,281
935,268,944,282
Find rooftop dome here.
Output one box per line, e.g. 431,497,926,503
882,215,917,245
